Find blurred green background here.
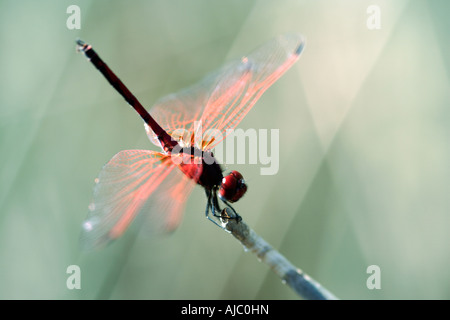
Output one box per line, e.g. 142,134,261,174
1,0,449,299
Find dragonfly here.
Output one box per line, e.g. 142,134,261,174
77,34,305,250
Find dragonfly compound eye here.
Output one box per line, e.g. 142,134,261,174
219,170,248,203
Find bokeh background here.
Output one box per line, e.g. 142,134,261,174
1,0,449,299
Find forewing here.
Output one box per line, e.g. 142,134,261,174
145,85,207,148
145,34,305,150
199,34,305,148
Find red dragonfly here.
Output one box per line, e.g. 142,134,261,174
77,34,305,250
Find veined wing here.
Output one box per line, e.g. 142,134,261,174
144,71,213,149
139,156,202,236
146,34,305,150
80,150,201,250
199,34,305,148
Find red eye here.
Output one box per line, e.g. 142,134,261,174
219,171,247,203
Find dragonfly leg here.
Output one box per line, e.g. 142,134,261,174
205,188,241,228
211,187,222,218
204,189,224,229
219,198,242,222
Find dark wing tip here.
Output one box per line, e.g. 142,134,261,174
295,37,306,56
277,33,306,56
291,34,306,56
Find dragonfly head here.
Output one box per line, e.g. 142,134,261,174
219,170,247,203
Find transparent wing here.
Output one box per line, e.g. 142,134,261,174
199,34,305,148
146,33,305,149
144,73,213,149
80,150,201,250
138,157,201,236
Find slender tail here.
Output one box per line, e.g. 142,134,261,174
76,39,177,152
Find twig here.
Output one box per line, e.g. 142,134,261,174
222,210,338,300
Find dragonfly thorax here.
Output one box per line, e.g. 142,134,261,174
176,146,224,189
176,146,247,203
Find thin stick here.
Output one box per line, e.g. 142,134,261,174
222,211,338,300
